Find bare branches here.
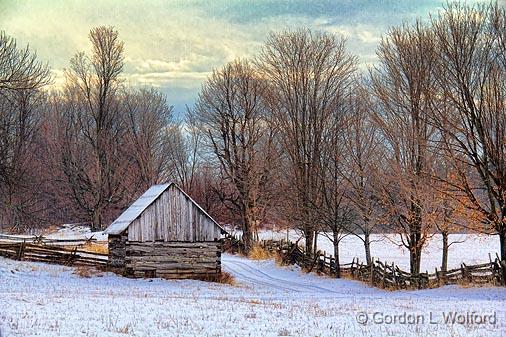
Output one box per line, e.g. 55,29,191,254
191,59,276,251
0,32,50,92
429,3,506,259
257,29,356,254
339,80,384,264
370,20,439,274
123,88,174,190
0,32,50,232
57,26,128,230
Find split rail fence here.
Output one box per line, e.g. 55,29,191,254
2,235,505,289
234,237,505,290
0,237,108,268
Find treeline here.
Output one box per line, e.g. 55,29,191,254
190,1,505,275
0,27,221,234
0,2,504,275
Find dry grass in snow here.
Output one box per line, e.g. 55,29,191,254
1,253,505,337
248,244,275,260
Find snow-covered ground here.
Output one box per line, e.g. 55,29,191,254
0,224,107,244
4,224,497,272
1,227,503,336
45,224,108,242
1,254,505,337
254,230,500,272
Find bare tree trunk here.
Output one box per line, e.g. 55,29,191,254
304,229,314,255
92,208,102,232
364,232,372,265
313,231,318,254
500,228,506,262
441,230,448,272
333,232,340,278
409,244,422,275
499,228,506,284
242,209,255,252
408,200,424,274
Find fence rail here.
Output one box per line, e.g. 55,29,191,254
0,234,98,246
255,238,506,289
0,241,108,267
2,236,504,289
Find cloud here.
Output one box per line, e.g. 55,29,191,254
1,0,460,112
126,71,210,88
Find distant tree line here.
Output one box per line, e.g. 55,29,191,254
0,27,224,234
0,2,504,275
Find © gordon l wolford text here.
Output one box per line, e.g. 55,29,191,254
355,311,498,325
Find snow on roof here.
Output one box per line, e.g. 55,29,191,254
104,182,226,235
104,183,170,235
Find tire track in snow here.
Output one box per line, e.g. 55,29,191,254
226,266,298,292
223,257,341,294
228,260,342,294
223,260,293,291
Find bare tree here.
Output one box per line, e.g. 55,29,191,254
166,115,201,191
432,159,473,272
56,26,128,230
430,2,506,261
370,22,438,274
0,32,50,231
340,82,384,264
123,88,174,191
317,125,355,277
257,29,356,254
190,59,276,251
0,89,48,231
187,164,229,222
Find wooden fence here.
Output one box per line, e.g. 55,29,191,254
0,233,98,246
0,241,108,267
256,238,506,289
2,235,504,289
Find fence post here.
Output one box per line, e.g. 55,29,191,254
370,257,374,286
463,263,472,283
322,251,326,273
391,262,396,288
17,240,25,260
381,263,386,288
69,246,78,266
460,263,467,283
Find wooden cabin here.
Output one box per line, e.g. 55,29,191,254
104,183,226,280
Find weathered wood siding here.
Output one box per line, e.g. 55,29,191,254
108,232,127,268
125,241,221,279
127,184,221,242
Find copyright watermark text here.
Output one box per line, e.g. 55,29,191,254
356,311,497,326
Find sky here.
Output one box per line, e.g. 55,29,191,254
0,0,493,115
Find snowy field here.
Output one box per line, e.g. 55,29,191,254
1,254,505,337
254,230,501,272
1,228,504,336
3,225,499,272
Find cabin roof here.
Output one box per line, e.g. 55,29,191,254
104,182,226,236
